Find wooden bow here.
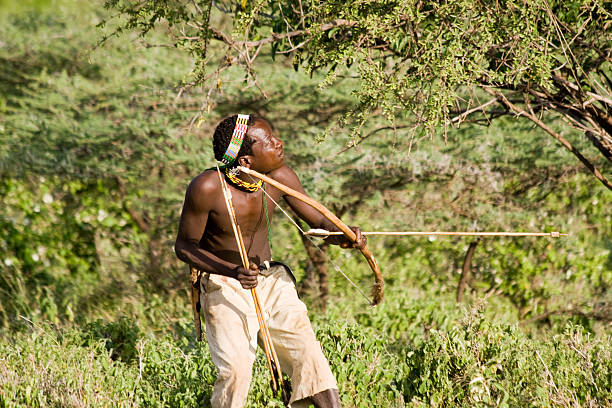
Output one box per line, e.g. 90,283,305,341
238,166,384,305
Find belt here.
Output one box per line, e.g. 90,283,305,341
258,261,297,284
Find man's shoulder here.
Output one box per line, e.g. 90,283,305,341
187,169,220,197
267,164,298,183
265,164,306,193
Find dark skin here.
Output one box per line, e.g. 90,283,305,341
175,119,364,408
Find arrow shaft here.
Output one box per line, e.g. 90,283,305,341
306,230,568,237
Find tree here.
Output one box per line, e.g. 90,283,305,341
103,0,612,189
0,8,203,326
1,2,607,324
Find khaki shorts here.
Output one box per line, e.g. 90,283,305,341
201,263,337,408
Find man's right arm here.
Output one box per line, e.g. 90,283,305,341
174,173,259,289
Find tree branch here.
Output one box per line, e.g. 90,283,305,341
209,19,358,48
450,98,498,125
552,75,612,107
484,88,612,191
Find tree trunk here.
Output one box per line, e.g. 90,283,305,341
457,239,479,302
297,231,330,311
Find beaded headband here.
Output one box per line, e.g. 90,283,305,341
221,114,250,165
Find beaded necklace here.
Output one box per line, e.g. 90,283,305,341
224,167,262,192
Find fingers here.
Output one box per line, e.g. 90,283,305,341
337,226,367,249
352,227,367,249
339,226,367,249
236,264,259,289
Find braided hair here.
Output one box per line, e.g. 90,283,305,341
213,115,257,164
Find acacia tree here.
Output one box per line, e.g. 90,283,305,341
103,0,611,189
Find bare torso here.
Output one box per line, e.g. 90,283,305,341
198,168,284,267
175,163,335,283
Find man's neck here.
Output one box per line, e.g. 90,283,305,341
225,167,262,192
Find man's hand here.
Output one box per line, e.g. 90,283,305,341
339,226,367,250
234,263,259,289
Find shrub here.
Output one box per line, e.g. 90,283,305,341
400,310,611,407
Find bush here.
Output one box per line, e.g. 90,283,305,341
82,317,141,363
0,323,139,407
400,310,611,407
1,309,610,408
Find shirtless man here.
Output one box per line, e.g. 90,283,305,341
174,114,365,408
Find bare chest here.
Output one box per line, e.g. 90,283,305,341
209,187,276,235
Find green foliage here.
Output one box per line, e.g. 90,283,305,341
0,177,101,326
0,3,611,407
317,323,404,407
400,311,611,407
0,3,203,327
352,296,461,344
0,8,193,179
101,0,612,174
82,317,141,363
0,322,140,407
132,337,215,408
0,318,216,407
1,309,610,407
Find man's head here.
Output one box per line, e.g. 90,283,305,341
213,115,284,172
213,114,257,164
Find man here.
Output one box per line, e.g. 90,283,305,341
174,114,365,408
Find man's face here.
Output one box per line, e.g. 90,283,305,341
244,119,285,173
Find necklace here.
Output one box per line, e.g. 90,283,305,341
225,167,263,192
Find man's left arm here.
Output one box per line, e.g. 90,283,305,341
272,165,366,249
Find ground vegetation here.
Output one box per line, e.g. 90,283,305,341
0,1,610,407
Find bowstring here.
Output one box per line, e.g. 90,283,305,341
252,174,372,305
